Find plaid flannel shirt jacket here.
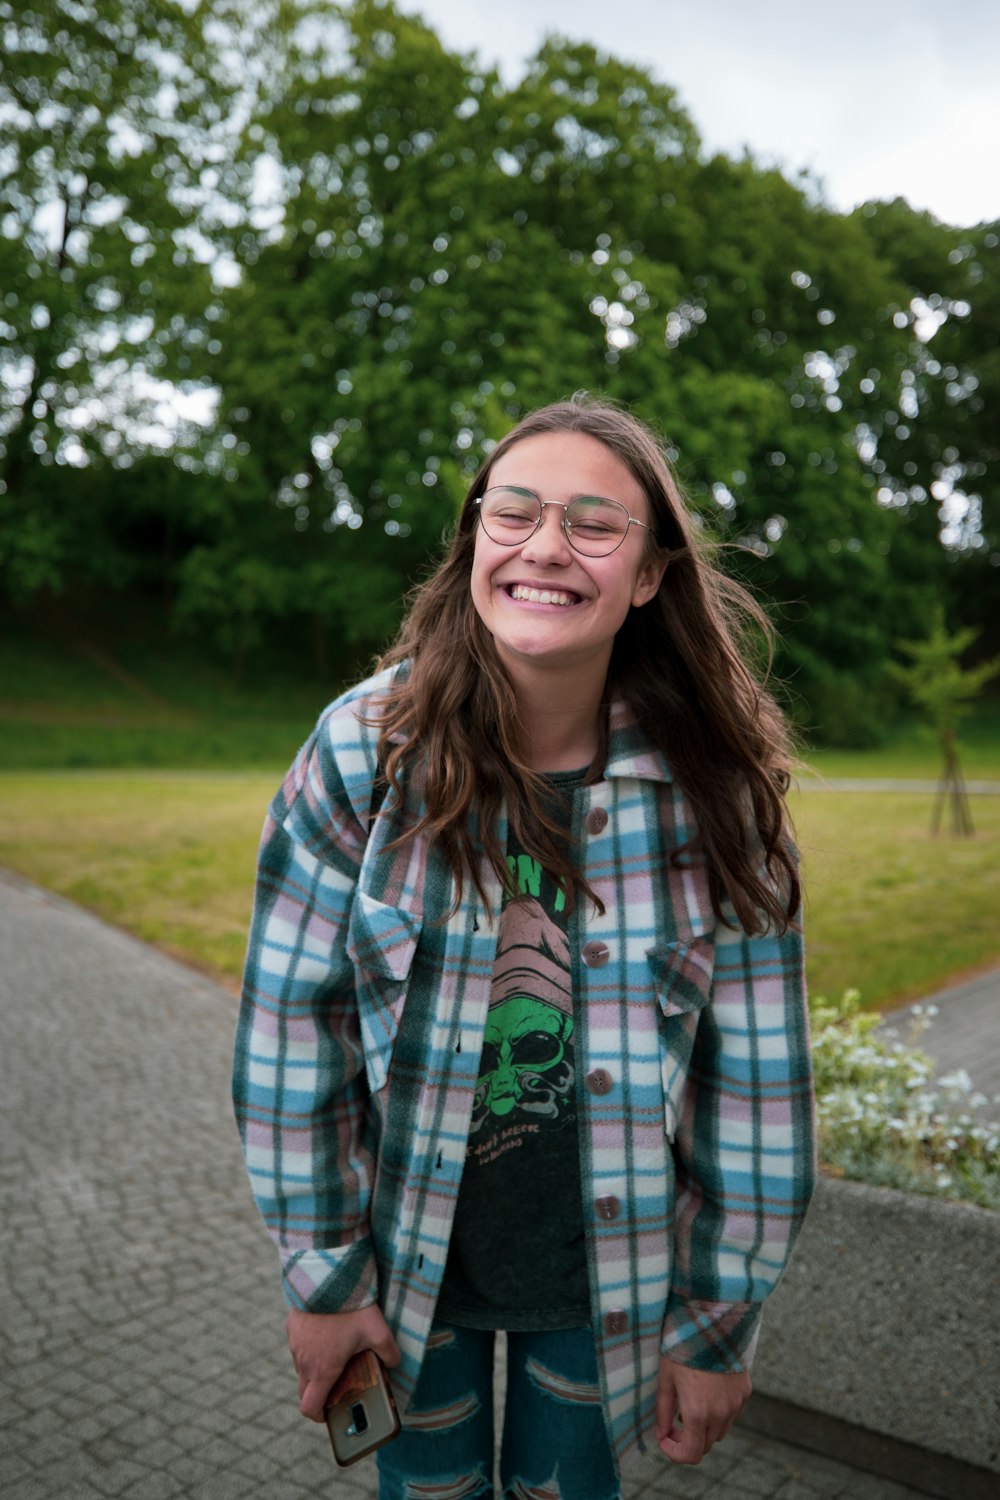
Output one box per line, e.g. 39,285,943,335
233,667,816,1472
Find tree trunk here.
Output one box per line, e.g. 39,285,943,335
932,731,975,836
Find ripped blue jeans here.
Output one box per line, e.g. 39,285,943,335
376,1322,620,1500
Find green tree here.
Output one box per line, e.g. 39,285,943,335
890,609,1000,834
201,1,945,710
6,0,991,742
0,0,263,601
853,202,1000,655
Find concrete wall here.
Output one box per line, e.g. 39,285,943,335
752,1175,1000,1475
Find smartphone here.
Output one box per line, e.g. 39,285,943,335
325,1349,401,1467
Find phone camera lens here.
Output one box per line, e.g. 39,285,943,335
349,1402,369,1435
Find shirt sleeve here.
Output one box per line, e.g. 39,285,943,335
232,721,380,1314
661,909,815,1371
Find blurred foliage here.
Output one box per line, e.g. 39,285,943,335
891,609,1000,739
2,0,999,742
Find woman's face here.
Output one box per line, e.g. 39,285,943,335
469,430,667,684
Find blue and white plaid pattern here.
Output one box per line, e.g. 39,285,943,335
233,667,815,1471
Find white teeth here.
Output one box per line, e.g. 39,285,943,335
509,585,577,605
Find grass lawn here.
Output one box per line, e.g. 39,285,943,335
1,621,998,1006
791,788,1000,1008
801,711,1000,781
1,771,998,1010
0,773,274,990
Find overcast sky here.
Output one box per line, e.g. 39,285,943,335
394,0,1000,228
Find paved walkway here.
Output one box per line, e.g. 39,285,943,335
878,970,1000,1119
0,869,969,1500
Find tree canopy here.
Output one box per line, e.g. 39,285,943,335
3,0,997,740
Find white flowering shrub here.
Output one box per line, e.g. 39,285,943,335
810,990,1000,1212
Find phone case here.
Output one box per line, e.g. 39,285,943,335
325,1349,401,1467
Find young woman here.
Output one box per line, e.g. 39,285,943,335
233,396,815,1498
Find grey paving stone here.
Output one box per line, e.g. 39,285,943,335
43,1391,94,1424
3,1480,52,1500
785,1451,864,1495
120,1473,186,1500
156,1454,212,1487
734,1456,804,1494
82,1436,139,1467
186,1432,252,1471
225,1390,278,1425
243,1483,330,1500
836,1477,920,1500
85,1456,150,1497
229,1445,292,1483
130,1437,190,1472
11,1408,58,1442
188,1406,243,1440
0,1452,34,1484
204,1471,272,1500
625,1457,712,1497
255,1402,301,1436
116,1411,173,1446
773,1481,823,1500
8,1433,78,1471
334,1457,381,1497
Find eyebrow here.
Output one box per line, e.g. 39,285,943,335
492,485,623,504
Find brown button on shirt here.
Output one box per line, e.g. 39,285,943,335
586,1068,613,1096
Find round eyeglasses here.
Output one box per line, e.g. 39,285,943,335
473,486,650,558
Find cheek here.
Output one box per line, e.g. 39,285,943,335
470,534,494,626
605,559,645,614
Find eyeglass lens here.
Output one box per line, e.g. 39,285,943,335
478,488,630,555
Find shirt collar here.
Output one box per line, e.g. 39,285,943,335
603,694,674,784
373,668,673,783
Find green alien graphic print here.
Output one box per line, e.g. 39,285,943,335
436,773,590,1331
472,899,575,1134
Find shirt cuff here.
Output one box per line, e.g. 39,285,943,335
280,1239,379,1314
661,1296,762,1372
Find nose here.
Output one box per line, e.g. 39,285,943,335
520,503,572,565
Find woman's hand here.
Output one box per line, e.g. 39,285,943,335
656,1356,751,1464
286,1305,402,1422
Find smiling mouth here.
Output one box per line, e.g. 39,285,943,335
507,585,582,606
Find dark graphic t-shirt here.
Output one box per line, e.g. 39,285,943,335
436,771,591,1331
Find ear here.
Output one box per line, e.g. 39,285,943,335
631,556,668,608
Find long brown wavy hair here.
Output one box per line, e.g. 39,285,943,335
370,395,799,935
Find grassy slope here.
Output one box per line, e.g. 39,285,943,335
0,616,330,770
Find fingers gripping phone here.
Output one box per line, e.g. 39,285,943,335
325,1349,401,1467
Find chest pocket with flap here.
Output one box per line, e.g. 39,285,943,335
646,935,714,1142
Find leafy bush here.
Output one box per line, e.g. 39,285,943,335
811,989,1000,1212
